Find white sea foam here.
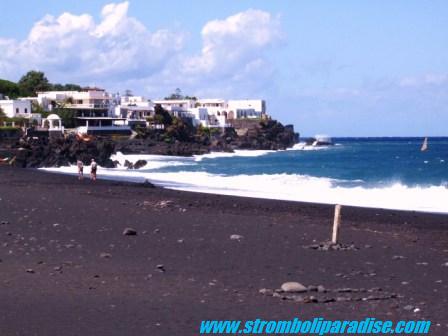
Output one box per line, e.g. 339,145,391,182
41,165,448,214
287,142,333,151
194,149,274,161
110,152,196,170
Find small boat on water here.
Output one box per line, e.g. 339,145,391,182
421,137,428,151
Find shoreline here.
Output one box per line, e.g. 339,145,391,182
40,162,448,215
1,166,447,335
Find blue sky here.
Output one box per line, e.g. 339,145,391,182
1,1,447,136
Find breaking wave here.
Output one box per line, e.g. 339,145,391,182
194,149,275,161
42,158,448,214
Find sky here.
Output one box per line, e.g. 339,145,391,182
1,0,447,136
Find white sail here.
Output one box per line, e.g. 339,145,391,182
421,137,428,151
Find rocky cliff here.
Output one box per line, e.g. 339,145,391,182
3,134,116,168
2,119,298,167
116,119,299,155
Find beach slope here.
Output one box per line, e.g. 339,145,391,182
0,166,447,335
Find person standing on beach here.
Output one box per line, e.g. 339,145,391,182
77,160,84,180
90,159,97,181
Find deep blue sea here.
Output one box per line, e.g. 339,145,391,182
44,137,448,213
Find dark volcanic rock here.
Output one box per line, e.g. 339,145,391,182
123,159,147,169
231,120,298,150
124,160,133,169
123,228,137,236
115,119,298,155
133,160,147,169
10,134,116,168
7,119,299,167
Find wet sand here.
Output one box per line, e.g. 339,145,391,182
0,166,447,335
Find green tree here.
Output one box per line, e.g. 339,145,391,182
51,83,65,91
165,117,194,142
63,84,82,91
31,101,49,118
52,108,76,128
165,88,184,100
0,79,20,98
51,83,82,91
18,71,51,97
184,95,197,101
154,104,173,126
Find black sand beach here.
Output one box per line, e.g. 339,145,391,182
0,166,447,335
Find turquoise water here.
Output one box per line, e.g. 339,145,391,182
45,137,448,212
159,137,448,188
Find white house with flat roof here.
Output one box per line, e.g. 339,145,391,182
116,96,154,118
114,96,154,128
120,95,153,107
227,99,266,119
150,98,267,127
0,99,32,118
36,89,130,135
37,88,112,113
153,99,196,118
185,107,209,127
196,99,227,112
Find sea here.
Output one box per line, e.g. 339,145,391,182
42,137,448,214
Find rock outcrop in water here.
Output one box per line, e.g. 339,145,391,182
229,120,298,150
116,119,298,155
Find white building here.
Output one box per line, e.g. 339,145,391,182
37,89,130,135
0,99,32,118
196,99,227,115
185,108,209,127
120,95,153,107
113,96,155,128
114,105,154,128
153,99,196,118
208,114,228,128
227,99,266,119
116,95,154,118
114,105,154,119
37,88,112,113
151,98,267,127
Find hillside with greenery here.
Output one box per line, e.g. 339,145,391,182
0,71,83,98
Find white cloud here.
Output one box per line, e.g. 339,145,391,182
399,73,448,87
142,8,283,99
0,1,185,83
0,3,283,99
182,9,282,78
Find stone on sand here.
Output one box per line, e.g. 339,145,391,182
317,285,326,293
281,282,308,293
123,228,137,236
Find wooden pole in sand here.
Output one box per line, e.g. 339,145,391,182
332,204,342,244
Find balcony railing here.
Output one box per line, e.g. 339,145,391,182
65,103,110,109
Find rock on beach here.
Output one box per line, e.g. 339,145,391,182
281,282,308,293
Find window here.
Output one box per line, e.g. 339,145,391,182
16,108,19,113
25,108,28,113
